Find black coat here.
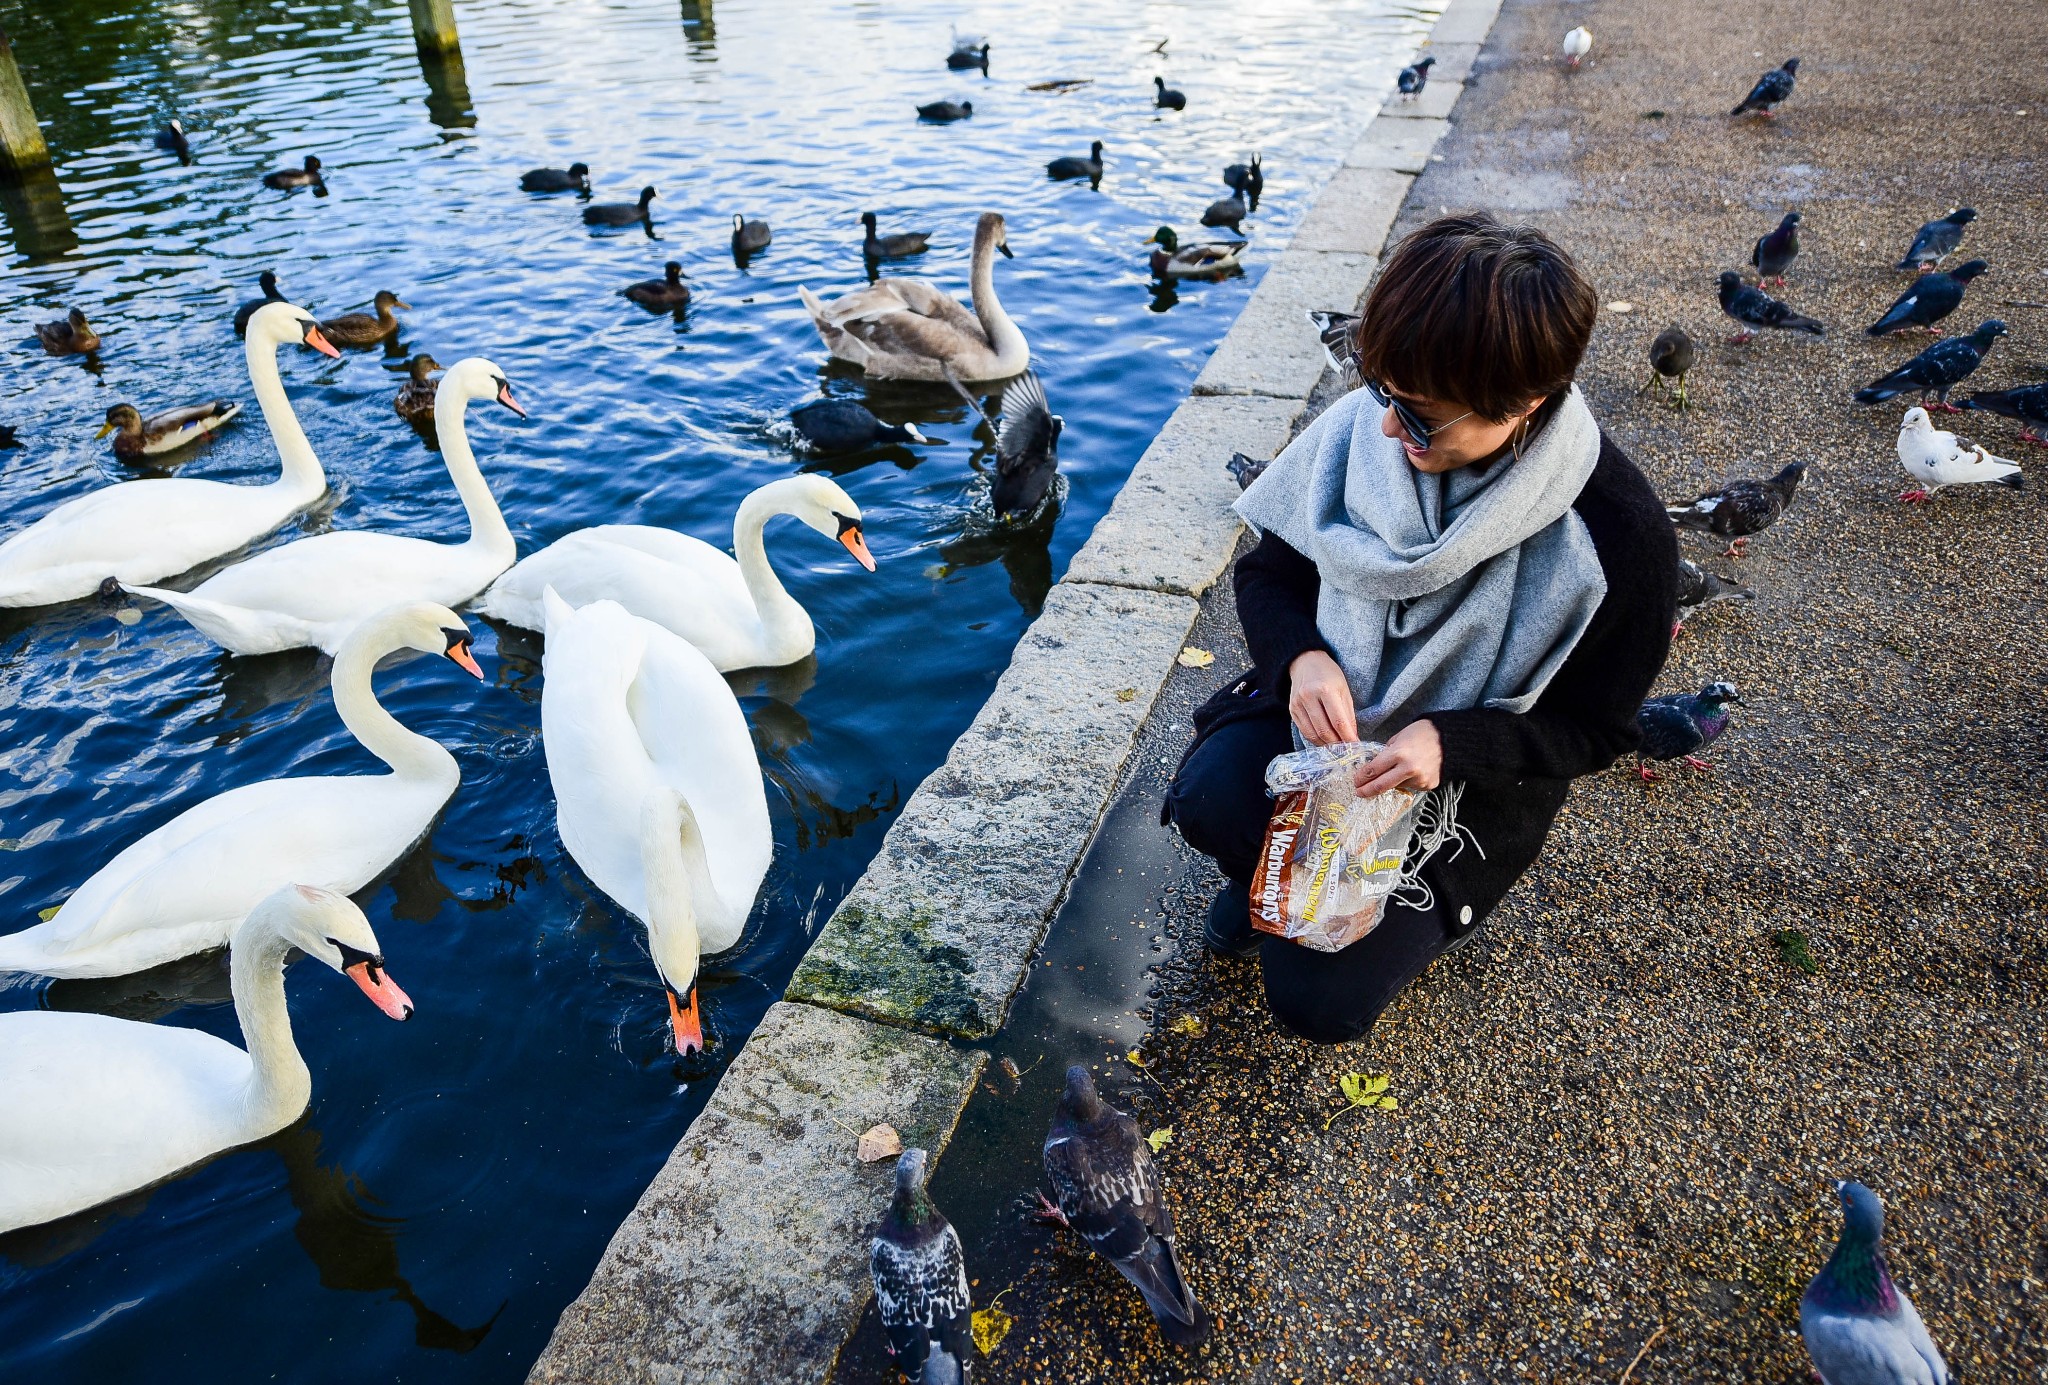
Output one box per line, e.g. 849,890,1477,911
1233,431,1677,926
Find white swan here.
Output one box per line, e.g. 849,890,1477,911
479,475,875,670
0,884,413,1235
798,211,1029,382
0,602,482,979
127,358,525,656
0,302,338,608
539,589,771,1053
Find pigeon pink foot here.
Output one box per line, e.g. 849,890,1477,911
1898,488,1932,503
1033,1192,1069,1227
1683,755,1712,771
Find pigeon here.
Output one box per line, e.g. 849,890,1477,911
1200,192,1246,231
1307,309,1361,388
1865,261,1988,338
1222,154,1263,207
519,162,590,193
1635,681,1744,781
1751,212,1801,287
1801,1181,1951,1385
1641,324,1697,409
583,185,658,227
1854,320,2007,411
1896,208,1975,272
870,1149,974,1385
1962,382,2048,447
1397,55,1436,96
731,213,772,257
917,99,973,122
1666,461,1806,557
1046,140,1105,181
1894,406,2023,503
1673,558,1752,635
862,211,931,260
990,372,1063,518
1040,1065,1211,1347
1153,76,1186,110
1227,452,1272,489
1719,271,1824,344
1731,58,1798,117
791,399,927,453
1562,27,1592,67
154,118,193,163
233,269,288,338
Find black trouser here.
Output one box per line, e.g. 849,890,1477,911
1165,708,1470,1045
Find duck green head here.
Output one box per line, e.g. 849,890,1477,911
1147,226,1179,252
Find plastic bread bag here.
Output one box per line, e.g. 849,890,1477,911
1249,741,1464,953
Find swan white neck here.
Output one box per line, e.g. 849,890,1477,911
330,625,459,784
732,485,816,662
433,387,516,567
245,329,327,502
229,925,313,1128
641,790,740,990
969,224,1024,360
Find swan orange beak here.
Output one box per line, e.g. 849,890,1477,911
833,513,876,571
668,986,704,1056
444,636,484,679
347,960,414,1020
496,383,527,418
304,326,343,359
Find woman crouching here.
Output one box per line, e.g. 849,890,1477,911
1166,212,1677,1044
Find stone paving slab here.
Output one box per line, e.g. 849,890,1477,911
1064,393,1303,598
1425,0,1501,45
1194,249,1380,398
1344,113,1453,173
787,581,1200,1039
1416,39,1484,84
1286,165,1415,255
529,1002,985,1385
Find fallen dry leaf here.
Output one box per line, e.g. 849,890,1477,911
1168,1014,1204,1037
856,1123,903,1163
1146,1127,1174,1153
1114,687,1137,703
971,1303,1014,1355
1177,646,1216,668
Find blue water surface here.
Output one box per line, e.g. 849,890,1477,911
0,0,1433,1378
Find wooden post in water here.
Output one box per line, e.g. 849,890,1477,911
0,28,51,172
408,0,461,55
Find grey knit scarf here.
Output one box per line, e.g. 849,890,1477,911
1235,385,1607,736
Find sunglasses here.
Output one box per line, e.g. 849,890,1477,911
1364,378,1472,449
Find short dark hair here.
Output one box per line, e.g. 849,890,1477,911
1351,211,1598,423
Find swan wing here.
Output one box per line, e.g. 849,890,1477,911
185,531,491,619
0,478,297,603
0,1011,251,1231
814,281,920,324
878,278,985,337
484,530,761,660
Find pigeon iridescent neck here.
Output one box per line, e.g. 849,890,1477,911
1807,1183,1902,1316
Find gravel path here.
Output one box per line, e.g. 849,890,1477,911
961,0,2048,1378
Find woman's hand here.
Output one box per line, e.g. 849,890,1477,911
1353,719,1442,797
1288,650,1358,746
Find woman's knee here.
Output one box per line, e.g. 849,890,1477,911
1166,722,1283,875
1262,960,1392,1045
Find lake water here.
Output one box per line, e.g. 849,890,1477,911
0,0,1434,1378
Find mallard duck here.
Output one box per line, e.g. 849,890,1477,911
233,269,287,337
624,261,690,309
154,119,193,163
1046,140,1105,181
318,290,408,348
394,354,442,423
1153,76,1185,110
520,162,589,193
1147,227,1244,280
37,308,100,355
583,186,657,227
732,214,772,256
262,155,323,190
1201,192,1246,231
1223,154,1263,206
99,400,243,460
862,211,930,260
790,399,926,453
917,99,973,122
799,211,1027,383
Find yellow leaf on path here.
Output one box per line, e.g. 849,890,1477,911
1126,1049,1147,1067
856,1123,903,1163
971,1305,1014,1356
1378,1097,1399,1110
1168,1014,1204,1036
1115,688,1137,703
1146,1127,1174,1153
1177,646,1215,668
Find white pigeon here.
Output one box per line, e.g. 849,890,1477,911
1562,26,1592,67
1895,405,2024,503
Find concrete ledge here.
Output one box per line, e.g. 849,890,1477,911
1427,0,1503,45
787,581,1201,1039
1417,40,1484,84
1194,250,1381,398
1064,393,1303,597
1395,76,1465,120
529,1002,985,1385
1287,165,1415,255
1344,114,1453,173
